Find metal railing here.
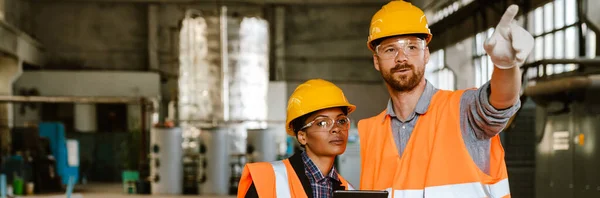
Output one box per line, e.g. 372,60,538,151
519,57,600,96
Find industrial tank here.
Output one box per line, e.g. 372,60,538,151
177,6,269,196
149,127,183,195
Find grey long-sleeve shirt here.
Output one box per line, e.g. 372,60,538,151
385,80,520,174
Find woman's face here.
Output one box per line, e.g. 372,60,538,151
297,107,350,157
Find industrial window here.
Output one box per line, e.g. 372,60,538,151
525,0,596,79
426,50,455,90
426,0,475,25
473,28,494,88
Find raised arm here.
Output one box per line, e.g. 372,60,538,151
484,5,533,109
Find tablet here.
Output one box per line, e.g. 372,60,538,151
333,190,389,198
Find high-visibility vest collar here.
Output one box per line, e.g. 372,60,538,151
270,160,355,196
237,155,355,197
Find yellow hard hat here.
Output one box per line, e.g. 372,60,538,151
285,79,356,136
367,0,432,52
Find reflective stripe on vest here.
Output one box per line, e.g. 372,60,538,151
270,161,291,197
270,160,355,195
384,178,510,198
348,183,355,190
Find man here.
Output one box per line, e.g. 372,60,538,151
357,1,533,197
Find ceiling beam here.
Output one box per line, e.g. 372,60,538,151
0,21,45,67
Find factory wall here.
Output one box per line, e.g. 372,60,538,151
283,5,382,83
29,2,148,70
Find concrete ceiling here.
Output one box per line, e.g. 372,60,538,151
33,0,392,5
31,0,455,8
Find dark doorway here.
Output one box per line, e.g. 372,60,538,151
41,103,74,133
96,104,127,133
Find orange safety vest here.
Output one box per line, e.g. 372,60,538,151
357,90,510,197
237,158,355,198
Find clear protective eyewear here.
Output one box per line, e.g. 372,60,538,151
299,116,351,133
375,38,426,59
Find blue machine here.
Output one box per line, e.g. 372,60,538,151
38,122,79,185
285,136,294,157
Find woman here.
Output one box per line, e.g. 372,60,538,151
238,79,356,198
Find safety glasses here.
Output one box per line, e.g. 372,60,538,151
299,116,351,133
375,38,426,59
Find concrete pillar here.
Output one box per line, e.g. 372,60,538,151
247,128,277,162
274,6,286,81
148,4,159,71
585,0,600,57
74,104,97,132
267,81,287,157
128,104,141,132
0,55,22,155
586,0,600,35
446,38,475,89
0,0,4,21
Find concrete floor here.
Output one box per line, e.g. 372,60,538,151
21,183,236,198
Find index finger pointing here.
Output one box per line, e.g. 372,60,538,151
498,5,519,28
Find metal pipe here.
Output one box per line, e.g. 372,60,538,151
140,97,148,177
220,5,230,122
524,76,591,97
0,95,146,104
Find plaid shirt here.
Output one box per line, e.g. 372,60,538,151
301,151,340,198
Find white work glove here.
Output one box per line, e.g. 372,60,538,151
484,5,534,69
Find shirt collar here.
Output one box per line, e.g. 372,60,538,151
301,151,340,182
385,80,438,119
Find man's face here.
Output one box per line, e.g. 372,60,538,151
373,35,430,92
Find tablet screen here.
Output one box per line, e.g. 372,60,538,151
333,190,389,198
